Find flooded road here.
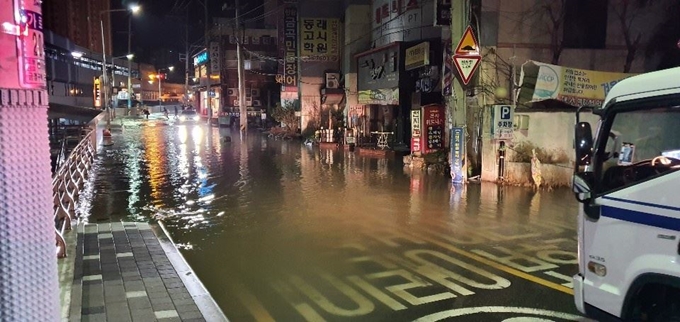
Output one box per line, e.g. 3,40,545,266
82,117,584,321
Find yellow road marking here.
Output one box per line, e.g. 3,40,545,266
410,232,574,295
231,282,276,322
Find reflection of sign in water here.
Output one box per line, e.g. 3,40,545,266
451,127,464,184
300,18,339,62
492,105,514,140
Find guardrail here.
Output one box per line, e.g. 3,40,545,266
53,128,95,258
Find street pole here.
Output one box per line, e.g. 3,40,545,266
236,0,247,133
100,19,110,127
185,10,190,105
204,0,211,125
450,0,468,184
127,14,133,110
158,75,162,109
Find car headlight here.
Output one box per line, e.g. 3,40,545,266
179,116,186,121
192,115,200,121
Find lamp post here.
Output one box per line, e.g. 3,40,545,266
99,4,140,127
127,5,140,109
111,54,134,109
152,66,174,111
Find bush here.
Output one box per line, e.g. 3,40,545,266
508,141,569,164
272,100,299,135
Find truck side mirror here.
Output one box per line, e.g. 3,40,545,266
575,122,593,167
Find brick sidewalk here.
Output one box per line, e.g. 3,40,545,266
67,222,226,322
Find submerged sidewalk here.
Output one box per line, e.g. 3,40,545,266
62,221,227,322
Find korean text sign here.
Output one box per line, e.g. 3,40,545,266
299,18,339,62
283,7,298,88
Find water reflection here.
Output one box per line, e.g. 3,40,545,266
85,121,580,320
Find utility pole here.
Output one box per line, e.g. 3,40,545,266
185,9,190,105
236,0,247,133
127,14,133,111
205,0,211,125
450,0,469,184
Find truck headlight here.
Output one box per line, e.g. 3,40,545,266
179,116,186,121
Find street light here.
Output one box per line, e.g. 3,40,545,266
100,4,141,127
71,51,84,59
153,66,174,110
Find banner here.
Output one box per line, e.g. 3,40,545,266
299,18,339,62
358,88,399,105
282,6,298,91
526,61,634,106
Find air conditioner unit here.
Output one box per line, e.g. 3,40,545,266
325,72,340,89
227,88,237,96
233,99,239,106
251,88,260,97
246,98,253,105
253,100,262,107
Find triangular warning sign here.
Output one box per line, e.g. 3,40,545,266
453,55,481,85
454,26,480,55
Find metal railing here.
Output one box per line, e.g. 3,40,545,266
53,128,95,258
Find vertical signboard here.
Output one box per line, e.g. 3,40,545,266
451,127,464,184
281,6,298,92
410,110,422,155
0,0,46,89
422,104,444,154
299,18,339,62
93,77,102,108
209,41,220,77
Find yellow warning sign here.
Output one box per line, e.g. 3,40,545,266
454,26,480,55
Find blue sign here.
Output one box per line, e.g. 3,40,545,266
500,105,512,119
451,127,464,185
194,51,209,66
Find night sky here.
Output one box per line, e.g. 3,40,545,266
111,0,265,83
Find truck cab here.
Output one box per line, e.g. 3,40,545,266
572,67,680,321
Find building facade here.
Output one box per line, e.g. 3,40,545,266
43,0,113,56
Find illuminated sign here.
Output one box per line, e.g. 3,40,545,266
93,77,102,108
193,51,208,66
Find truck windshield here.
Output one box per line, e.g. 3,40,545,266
599,106,680,192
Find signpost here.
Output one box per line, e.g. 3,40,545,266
452,26,481,85
492,105,514,140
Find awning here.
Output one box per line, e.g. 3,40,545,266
48,103,103,123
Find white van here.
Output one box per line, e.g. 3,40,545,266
572,67,680,321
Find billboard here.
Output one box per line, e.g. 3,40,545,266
299,18,340,62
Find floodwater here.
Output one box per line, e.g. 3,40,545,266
81,118,584,321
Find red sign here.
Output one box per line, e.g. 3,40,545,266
421,104,445,154
452,26,481,85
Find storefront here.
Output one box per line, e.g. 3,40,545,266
355,43,411,147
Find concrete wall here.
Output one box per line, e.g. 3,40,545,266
480,108,600,183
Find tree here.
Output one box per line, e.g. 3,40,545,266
645,1,680,70
516,0,567,65
610,0,652,72
272,100,300,135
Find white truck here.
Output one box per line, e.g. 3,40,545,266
572,67,680,321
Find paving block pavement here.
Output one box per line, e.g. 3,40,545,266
67,222,227,322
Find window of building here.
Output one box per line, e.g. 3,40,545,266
563,0,608,49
